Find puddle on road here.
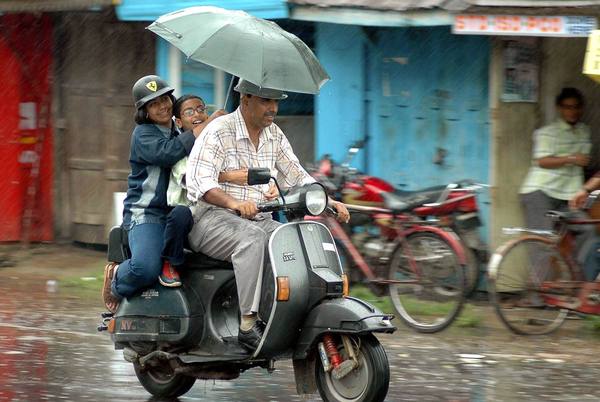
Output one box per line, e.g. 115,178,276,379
1,276,600,400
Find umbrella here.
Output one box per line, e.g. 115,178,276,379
147,6,329,96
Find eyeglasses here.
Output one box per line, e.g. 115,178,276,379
559,103,582,111
182,106,207,117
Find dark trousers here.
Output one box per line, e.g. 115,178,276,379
162,205,194,267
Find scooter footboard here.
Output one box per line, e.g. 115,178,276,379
293,297,396,359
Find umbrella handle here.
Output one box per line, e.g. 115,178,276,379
223,76,236,110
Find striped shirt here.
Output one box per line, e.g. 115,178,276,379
520,119,591,200
186,107,313,205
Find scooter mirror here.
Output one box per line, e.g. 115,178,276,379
247,167,272,185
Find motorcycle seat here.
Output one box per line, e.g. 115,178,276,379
393,186,446,206
381,192,433,212
107,226,232,270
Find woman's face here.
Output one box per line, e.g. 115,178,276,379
176,98,208,131
145,94,173,126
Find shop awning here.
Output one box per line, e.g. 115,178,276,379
289,0,600,26
289,0,600,11
464,0,600,15
288,0,467,12
115,0,289,21
288,0,464,26
0,0,117,12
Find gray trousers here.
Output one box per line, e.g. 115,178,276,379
188,206,280,315
520,190,567,232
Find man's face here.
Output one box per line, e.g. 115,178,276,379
558,97,583,125
176,98,208,131
146,94,173,126
244,95,279,129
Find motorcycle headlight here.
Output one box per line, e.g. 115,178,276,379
305,183,328,216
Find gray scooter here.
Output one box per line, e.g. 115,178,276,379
98,169,396,401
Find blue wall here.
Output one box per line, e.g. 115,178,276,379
315,24,368,169
316,24,491,237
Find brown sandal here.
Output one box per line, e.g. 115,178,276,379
102,263,120,313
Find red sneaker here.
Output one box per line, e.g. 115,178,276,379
158,261,182,287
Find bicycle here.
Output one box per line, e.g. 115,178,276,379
307,203,467,333
488,191,600,335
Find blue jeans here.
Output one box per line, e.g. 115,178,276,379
112,222,165,298
113,207,194,298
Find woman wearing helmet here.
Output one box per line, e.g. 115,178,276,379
102,75,197,312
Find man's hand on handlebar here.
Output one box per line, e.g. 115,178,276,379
233,200,259,219
330,200,350,223
569,189,589,209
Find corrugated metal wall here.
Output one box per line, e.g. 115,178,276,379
316,24,491,236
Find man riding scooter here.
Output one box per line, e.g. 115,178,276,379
185,79,350,351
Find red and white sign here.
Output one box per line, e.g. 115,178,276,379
453,15,597,37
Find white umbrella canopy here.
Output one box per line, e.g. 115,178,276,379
147,6,330,95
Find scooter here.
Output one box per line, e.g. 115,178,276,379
98,168,396,401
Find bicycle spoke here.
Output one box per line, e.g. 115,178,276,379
489,236,571,335
388,232,464,333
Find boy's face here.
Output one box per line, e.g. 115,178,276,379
176,98,208,131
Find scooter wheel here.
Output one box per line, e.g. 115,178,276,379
133,362,196,397
315,334,390,402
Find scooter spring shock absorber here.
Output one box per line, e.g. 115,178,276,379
322,334,342,369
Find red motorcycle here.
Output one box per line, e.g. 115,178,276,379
311,142,487,296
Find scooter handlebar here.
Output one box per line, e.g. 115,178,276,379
257,199,282,213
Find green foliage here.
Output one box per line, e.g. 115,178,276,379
58,264,104,296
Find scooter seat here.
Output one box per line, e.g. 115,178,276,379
107,226,231,270
184,250,233,270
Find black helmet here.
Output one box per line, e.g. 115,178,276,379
132,75,174,110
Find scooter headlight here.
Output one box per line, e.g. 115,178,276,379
305,183,328,216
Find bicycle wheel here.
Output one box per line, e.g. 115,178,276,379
488,236,571,335
388,232,465,333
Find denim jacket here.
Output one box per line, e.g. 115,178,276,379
122,123,195,228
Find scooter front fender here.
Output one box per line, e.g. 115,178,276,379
293,296,396,359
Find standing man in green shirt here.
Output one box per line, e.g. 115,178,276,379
520,87,591,231
519,88,592,290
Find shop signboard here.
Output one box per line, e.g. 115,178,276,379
584,30,600,83
453,15,596,37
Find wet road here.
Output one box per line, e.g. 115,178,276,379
2,246,600,401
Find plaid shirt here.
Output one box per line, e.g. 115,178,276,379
186,107,313,204
520,119,591,200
